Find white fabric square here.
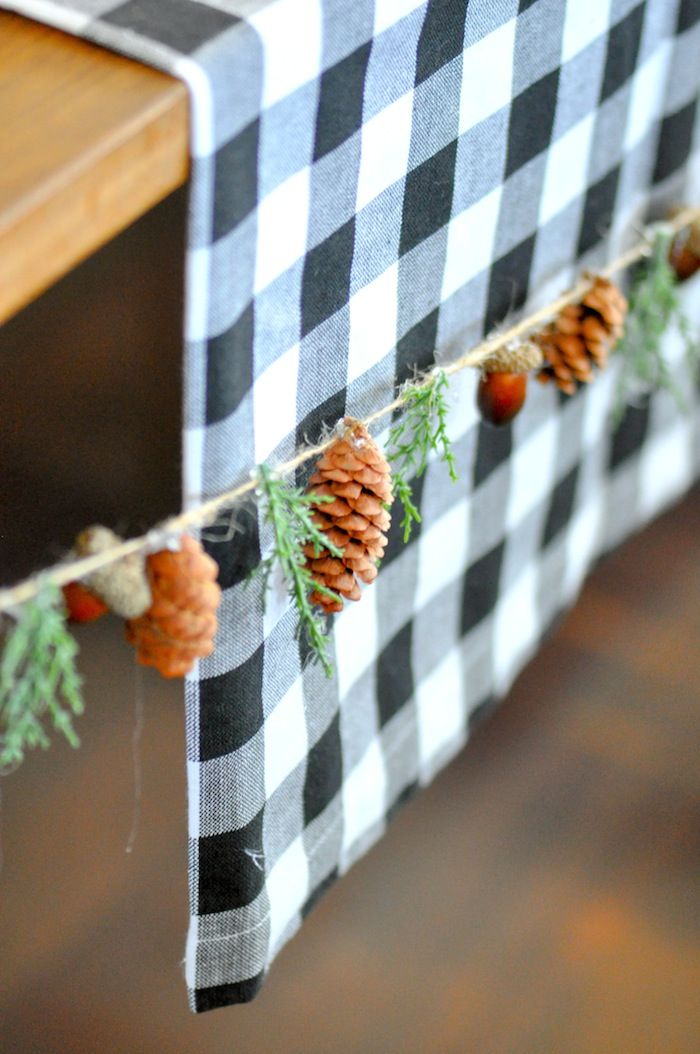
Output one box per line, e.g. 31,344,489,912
341,740,387,855
582,365,615,447
416,649,465,775
184,246,212,342
442,186,502,301
347,264,399,383
373,0,426,35
493,563,538,695
505,418,558,530
183,425,206,508
254,342,300,463
187,760,201,839
458,19,515,134
356,90,414,212
173,56,215,158
254,167,311,293
334,583,379,699
561,0,612,64
414,498,470,611
248,0,322,109
266,836,309,953
539,113,595,226
563,496,603,601
441,367,480,446
639,422,694,521
264,679,308,798
624,42,672,152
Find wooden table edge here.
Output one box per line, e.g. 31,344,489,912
0,12,190,325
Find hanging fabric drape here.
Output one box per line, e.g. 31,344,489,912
3,0,700,1011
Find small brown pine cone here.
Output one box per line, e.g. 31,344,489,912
125,535,221,678
306,419,393,613
535,275,628,394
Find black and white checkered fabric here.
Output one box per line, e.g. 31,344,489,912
7,0,700,1011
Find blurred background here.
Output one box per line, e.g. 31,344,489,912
1,188,699,1053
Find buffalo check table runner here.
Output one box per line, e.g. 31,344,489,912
4,0,700,1011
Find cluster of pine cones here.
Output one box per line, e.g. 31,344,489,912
64,269,638,641
65,530,221,678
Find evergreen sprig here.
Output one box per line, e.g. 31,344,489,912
0,582,83,773
386,369,458,542
256,464,343,676
614,229,700,420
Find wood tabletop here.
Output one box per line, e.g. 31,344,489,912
0,12,190,324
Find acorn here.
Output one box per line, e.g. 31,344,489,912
62,581,108,623
669,230,700,282
477,371,528,426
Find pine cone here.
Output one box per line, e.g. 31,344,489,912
535,275,628,395
305,419,393,614
125,536,221,678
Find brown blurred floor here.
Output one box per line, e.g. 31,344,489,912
1,483,698,1053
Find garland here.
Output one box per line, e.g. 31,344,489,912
2,214,699,769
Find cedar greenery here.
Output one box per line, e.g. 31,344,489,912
614,229,700,420
0,583,83,773
386,369,458,542
256,464,343,676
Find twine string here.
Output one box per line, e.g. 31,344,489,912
1,206,697,615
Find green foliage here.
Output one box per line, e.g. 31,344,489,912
386,369,459,542
0,582,83,774
614,229,700,421
256,464,343,677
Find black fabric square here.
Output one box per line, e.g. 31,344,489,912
314,43,372,161
198,646,264,760
304,714,343,825
376,621,414,726
194,975,265,1012
205,509,260,591
386,780,419,823
213,121,259,239
301,219,356,336
653,100,698,185
198,809,265,913
678,0,700,31
484,235,535,332
542,464,579,547
302,868,339,918
461,541,504,635
505,68,559,178
395,309,439,386
295,387,348,465
473,420,513,488
399,140,458,256
415,0,469,86
467,693,497,733
206,304,254,425
608,399,650,469
104,0,239,51
599,4,644,103
577,167,620,256
518,0,540,9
